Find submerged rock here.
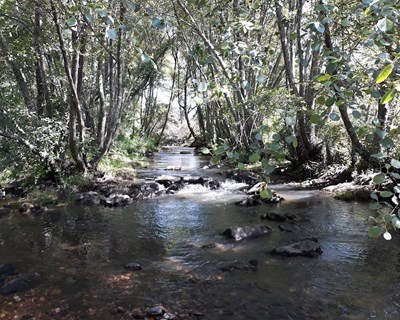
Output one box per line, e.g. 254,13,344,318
219,260,258,272
260,212,295,222
270,238,322,257
278,224,299,233
201,243,216,249
165,166,182,171
0,263,16,278
0,207,11,217
18,203,47,216
146,306,166,317
235,195,263,206
222,225,271,241
123,262,143,271
1,273,41,295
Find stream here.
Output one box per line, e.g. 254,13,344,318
1,147,400,319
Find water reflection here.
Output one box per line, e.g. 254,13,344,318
1,150,400,319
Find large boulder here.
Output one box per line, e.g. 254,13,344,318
155,175,183,188
103,193,132,207
75,191,104,205
203,178,221,190
222,225,271,241
270,238,322,257
183,176,208,184
1,273,41,295
323,183,372,201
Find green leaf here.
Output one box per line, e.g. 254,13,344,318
152,18,161,28
84,14,93,23
390,159,400,169
325,63,337,74
66,17,77,27
317,74,331,82
371,152,387,159
255,133,263,141
368,226,383,238
272,133,281,141
310,113,321,124
210,155,220,165
376,64,394,84
352,110,362,119
241,80,250,90
380,191,393,198
285,136,295,144
392,217,400,229
249,153,261,163
316,96,325,105
381,137,394,149
256,75,266,83
376,17,394,32
369,202,382,210
238,163,245,170
380,88,396,104
373,173,385,184
193,96,203,105
329,113,340,121
390,172,400,181
197,82,208,92
201,147,210,154
292,138,298,148
270,142,281,151
260,189,272,199
107,28,117,40
215,146,226,155
370,192,379,201
341,18,350,27
285,116,296,126
325,97,335,107
313,22,325,33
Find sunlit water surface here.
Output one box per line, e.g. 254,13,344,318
0,148,399,319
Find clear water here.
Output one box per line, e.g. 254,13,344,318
0,148,399,319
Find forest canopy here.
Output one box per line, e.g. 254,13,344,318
0,0,398,184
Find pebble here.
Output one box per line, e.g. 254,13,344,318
124,263,143,271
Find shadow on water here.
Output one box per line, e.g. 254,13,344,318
1,148,400,319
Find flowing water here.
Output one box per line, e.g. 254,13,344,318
1,147,400,319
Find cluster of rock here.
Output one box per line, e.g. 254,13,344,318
117,305,177,319
0,262,40,295
235,182,284,206
75,175,221,207
216,208,322,272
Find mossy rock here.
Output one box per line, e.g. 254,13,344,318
333,188,370,201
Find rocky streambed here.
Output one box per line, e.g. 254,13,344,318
0,148,398,319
